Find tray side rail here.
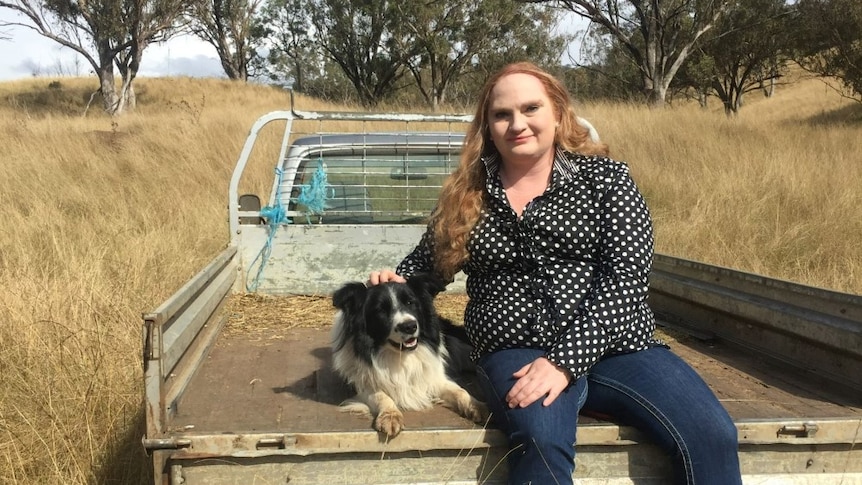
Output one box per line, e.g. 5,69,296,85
141,245,238,480
650,253,862,392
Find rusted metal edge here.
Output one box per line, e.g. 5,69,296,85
142,418,862,458
142,246,238,329
143,250,237,442
161,262,236,373
650,254,862,392
651,267,861,355
653,254,862,323
163,311,231,423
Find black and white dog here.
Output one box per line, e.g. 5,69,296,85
331,273,487,437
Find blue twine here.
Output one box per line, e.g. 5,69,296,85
245,161,329,292
245,167,287,292
294,160,329,224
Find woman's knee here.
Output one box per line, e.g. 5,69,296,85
503,399,580,447
498,385,584,468
507,425,576,485
692,407,738,450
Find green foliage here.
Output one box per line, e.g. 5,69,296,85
254,0,316,90
189,0,264,81
3,0,187,115
568,24,646,102
679,0,795,114
794,0,862,102
551,0,735,106
307,0,412,106
465,0,570,80
252,0,569,107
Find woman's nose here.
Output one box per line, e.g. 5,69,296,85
509,113,526,132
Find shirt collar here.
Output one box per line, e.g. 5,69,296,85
481,147,580,184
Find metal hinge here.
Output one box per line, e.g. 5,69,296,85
256,435,297,450
777,422,819,438
142,319,153,368
142,437,192,453
142,314,162,369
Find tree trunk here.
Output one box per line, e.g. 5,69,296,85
646,83,667,108
97,66,120,115
764,77,775,98
116,74,136,114
642,61,670,108
293,61,304,92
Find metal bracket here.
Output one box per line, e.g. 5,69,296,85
778,422,819,438
256,435,297,450
142,437,192,453
142,318,153,370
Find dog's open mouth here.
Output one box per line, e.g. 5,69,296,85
389,337,418,351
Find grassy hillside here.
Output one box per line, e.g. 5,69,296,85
0,73,860,484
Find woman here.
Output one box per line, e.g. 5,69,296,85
368,62,742,485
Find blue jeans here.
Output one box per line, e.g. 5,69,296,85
477,347,742,485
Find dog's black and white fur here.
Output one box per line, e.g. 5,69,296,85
331,273,487,437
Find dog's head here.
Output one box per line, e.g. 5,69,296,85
332,273,447,353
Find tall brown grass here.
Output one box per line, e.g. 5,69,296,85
0,73,859,484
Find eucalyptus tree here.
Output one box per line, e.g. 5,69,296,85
691,0,794,116
0,0,187,115
794,0,862,102
394,0,569,109
567,34,647,102
253,0,320,92
466,0,570,81
525,0,733,107
308,0,415,106
188,0,264,81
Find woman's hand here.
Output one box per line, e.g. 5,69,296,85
367,269,406,286
506,357,573,408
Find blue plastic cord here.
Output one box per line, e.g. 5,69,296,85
245,161,329,292
294,160,329,224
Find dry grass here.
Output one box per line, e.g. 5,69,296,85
580,75,862,291
0,72,860,484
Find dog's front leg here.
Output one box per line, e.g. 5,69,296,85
366,391,404,437
439,382,489,424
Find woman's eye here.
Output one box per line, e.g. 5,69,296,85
525,105,539,113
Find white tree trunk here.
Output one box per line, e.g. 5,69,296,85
98,68,122,116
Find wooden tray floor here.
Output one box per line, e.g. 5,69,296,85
170,316,861,435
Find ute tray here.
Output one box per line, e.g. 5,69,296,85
170,295,861,435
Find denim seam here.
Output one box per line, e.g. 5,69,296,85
476,365,516,432
588,373,696,485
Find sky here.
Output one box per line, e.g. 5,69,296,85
0,9,587,82
0,10,223,80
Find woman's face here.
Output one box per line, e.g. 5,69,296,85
487,72,558,168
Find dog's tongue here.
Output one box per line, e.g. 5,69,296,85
403,337,418,348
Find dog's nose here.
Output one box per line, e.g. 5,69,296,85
396,320,418,335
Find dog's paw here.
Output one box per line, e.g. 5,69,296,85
338,399,372,417
465,399,490,424
374,409,404,437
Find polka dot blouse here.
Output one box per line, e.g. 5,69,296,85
397,149,663,379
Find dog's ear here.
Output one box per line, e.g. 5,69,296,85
406,272,447,298
332,282,367,314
